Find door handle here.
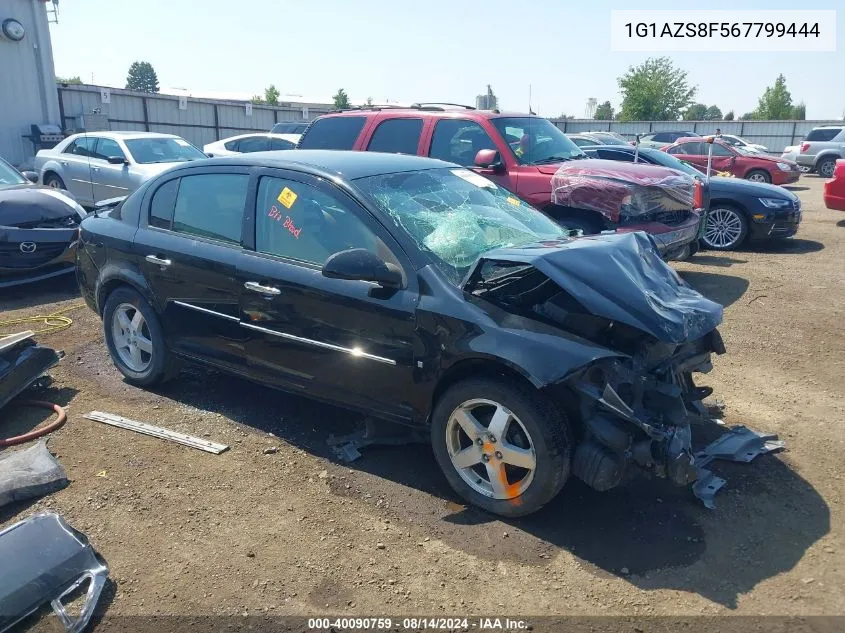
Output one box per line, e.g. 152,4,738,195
145,255,172,267
244,281,281,296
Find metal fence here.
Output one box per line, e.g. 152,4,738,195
56,84,334,149
550,118,844,153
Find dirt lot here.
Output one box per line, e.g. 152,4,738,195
1,176,843,623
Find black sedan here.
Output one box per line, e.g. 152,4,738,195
77,151,726,517
583,146,802,251
1,156,87,288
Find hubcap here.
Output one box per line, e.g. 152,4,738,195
111,303,153,372
748,172,768,183
704,208,743,249
445,399,536,500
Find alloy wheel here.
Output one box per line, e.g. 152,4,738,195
819,161,835,178
703,208,744,249
111,303,153,372
747,172,769,183
445,398,536,500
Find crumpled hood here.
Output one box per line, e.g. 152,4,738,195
0,187,86,227
463,231,723,344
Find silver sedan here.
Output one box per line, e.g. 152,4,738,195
34,131,206,206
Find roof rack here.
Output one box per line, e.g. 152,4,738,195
332,104,411,113
410,102,476,111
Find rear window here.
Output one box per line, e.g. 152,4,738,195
367,118,423,154
298,116,366,150
805,128,842,142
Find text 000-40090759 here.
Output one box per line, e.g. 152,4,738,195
610,10,836,52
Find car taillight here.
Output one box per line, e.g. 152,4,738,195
800,142,810,153
693,180,703,209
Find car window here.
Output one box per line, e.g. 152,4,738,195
651,133,671,142
237,136,270,153
93,138,125,161
669,142,703,155
65,137,97,157
270,138,295,151
571,137,598,147
0,159,26,185
271,123,308,135
255,176,400,268
297,116,366,150
366,118,423,154
591,133,628,145
149,179,180,229
597,149,635,162
429,120,497,167
223,139,240,151
711,143,734,157
172,174,248,244
805,128,842,142
639,134,655,142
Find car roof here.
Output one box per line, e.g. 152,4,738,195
673,136,720,144
67,131,182,141
313,107,544,121
179,149,457,180
214,132,300,143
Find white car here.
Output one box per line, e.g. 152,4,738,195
781,145,812,172
34,132,206,207
718,134,768,153
203,133,300,157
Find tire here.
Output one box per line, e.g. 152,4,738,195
431,377,571,518
44,173,66,189
557,215,603,236
817,157,837,179
701,205,748,251
102,286,179,386
745,169,771,184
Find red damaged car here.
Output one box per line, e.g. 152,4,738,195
664,137,801,185
298,107,704,260
823,159,845,211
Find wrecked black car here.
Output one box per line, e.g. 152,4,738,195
77,151,725,517
0,156,86,288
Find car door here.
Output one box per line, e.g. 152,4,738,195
235,169,419,422
60,136,98,204
668,141,707,171
365,117,425,155
133,166,252,373
90,137,133,202
707,142,737,175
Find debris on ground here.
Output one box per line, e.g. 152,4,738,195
0,512,108,633
83,411,229,454
0,440,68,508
327,417,426,463
0,331,61,412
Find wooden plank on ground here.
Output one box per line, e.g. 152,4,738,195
83,411,229,454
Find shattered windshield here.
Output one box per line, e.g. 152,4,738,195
356,168,569,283
491,117,587,165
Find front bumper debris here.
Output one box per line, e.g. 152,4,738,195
0,512,109,633
0,331,61,412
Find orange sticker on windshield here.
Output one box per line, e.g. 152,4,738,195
507,196,521,206
277,187,298,209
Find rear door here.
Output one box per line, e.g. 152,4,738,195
297,116,369,150
708,142,737,174
133,166,251,372
60,136,98,203
235,169,419,421
365,117,425,155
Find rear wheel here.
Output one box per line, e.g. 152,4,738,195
817,157,837,179
44,173,66,189
702,205,748,251
431,378,571,517
746,169,771,184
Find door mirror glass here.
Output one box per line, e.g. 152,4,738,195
322,248,403,288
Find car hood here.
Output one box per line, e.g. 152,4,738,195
708,176,797,199
0,187,86,227
462,231,723,344
745,153,795,166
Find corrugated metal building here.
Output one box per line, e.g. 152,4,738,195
0,0,59,167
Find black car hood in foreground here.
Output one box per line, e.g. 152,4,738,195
0,187,85,227
463,231,723,344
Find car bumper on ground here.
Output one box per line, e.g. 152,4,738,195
0,231,78,289
617,211,703,260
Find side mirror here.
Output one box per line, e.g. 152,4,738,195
205,152,215,158
107,156,127,165
322,248,403,289
473,149,503,172
22,170,38,183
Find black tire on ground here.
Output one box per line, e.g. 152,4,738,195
557,215,603,235
701,205,749,251
430,377,572,518
816,158,837,179
102,286,179,387
43,173,66,189
745,169,771,184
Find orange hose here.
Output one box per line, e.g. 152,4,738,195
0,401,67,447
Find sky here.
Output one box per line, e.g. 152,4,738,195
49,0,844,119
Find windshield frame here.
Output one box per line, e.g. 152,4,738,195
490,116,587,166
0,157,27,186
639,148,703,178
124,137,206,165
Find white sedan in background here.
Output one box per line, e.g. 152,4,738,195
203,133,300,157
718,134,769,153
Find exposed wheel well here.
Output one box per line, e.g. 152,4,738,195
431,359,539,417
42,170,61,183
97,279,140,315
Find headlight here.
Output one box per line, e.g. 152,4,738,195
776,162,792,171
758,197,792,209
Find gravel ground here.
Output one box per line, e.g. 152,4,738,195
1,176,843,625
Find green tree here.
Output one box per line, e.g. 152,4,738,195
792,102,806,120
264,84,280,106
333,88,350,110
250,95,265,104
617,57,696,121
125,61,159,93
752,74,794,120
56,75,82,85
723,110,735,121
704,105,723,120
739,112,756,121
365,96,374,106
683,103,708,120
594,101,614,120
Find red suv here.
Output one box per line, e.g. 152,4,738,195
297,105,704,259
664,137,801,185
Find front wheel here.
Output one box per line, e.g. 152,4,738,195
701,205,748,251
44,173,66,189
431,378,571,517
103,286,179,386
745,169,771,184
